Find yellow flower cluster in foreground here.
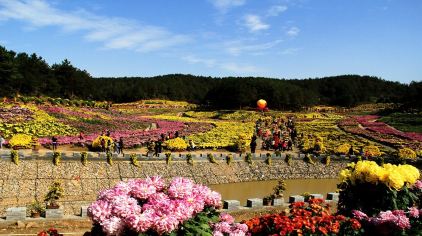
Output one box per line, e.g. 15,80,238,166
339,160,420,190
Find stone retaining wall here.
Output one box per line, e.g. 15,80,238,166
0,151,349,217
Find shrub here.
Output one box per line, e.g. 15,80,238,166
265,153,272,165
165,152,172,165
10,150,19,165
207,153,217,163
245,153,253,165
106,152,113,165
304,153,315,165
226,154,233,165
186,153,194,165
130,154,140,167
81,152,88,166
52,152,61,166
285,154,292,165
44,181,64,208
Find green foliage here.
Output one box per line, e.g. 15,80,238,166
207,153,217,164
44,181,64,205
176,207,220,236
28,199,45,215
337,182,419,217
81,152,88,166
285,154,292,165
304,153,315,165
10,150,19,165
379,112,422,133
52,152,61,166
265,156,272,165
245,153,253,165
323,155,331,166
165,152,172,165
106,152,113,166
186,153,194,165
130,154,140,167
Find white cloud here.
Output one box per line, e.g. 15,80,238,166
286,26,300,37
225,39,283,56
181,54,258,74
182,55,216,67
221,62,258,73
244,14,269,32
267,5,288,17
209,0,246,12
0,0,190,52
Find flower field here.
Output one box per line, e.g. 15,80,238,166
339,115,422,151
295,114,386,154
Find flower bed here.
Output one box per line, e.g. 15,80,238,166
243,198,362,235
88,176,247,235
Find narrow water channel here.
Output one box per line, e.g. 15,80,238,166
208,179,339,205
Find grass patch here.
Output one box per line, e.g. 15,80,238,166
379,113,422,133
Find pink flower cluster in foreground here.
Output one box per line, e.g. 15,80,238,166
353,208,422,230
213,213,248,236
88,176,223,235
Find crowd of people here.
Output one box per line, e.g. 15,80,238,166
250,116,298,153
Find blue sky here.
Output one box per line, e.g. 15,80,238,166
0,0,421,83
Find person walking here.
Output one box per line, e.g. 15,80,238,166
0,133,5,149
250,135,257,153
52,136,58,151
118,137,124,156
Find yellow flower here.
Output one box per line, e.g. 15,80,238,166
339,169,352,182
385,171,405,190
398,148,417,160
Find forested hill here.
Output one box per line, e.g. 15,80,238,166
1,45,421,109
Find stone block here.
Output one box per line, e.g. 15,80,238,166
299,154,305,158
272,198,285,206
310,193,324,200
223,200,240,210
81,206,89,217
112,153,118,158
99,153,106,158
73,152,81,158
158,153,166,158
289,195,305,203
6,207,27,221
326,192,339,201
45,151,53,157
45,208,64,219
246,198,263,208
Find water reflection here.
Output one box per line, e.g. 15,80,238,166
209,179,339,205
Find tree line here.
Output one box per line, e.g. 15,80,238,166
1,45,421,110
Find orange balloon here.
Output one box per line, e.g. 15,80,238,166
257,99,267,109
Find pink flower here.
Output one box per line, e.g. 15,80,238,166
414,180,422,190
352,210,368,220
409,207,419,218
213,222,232,233
235,223,248,232
88,200,113,223
394,214,411,230
124,211,154,233
146,176,166,191
168,177,194,199
100,216,124,236
130,180,157,200
220,213,235,224
213,231,224,236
